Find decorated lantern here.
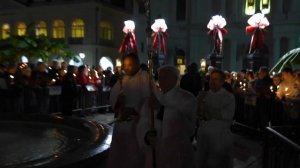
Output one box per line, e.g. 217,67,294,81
207,15,227,55
119,20,137,56
246,13,269,54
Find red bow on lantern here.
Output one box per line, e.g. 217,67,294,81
208,28,227,54
246,26,267,53
151,19,168,55
207,15,227,54
152,31,168,55
118,32,137,55
246,13,269,54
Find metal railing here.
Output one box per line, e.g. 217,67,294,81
0,85,111,116
263,126,300,168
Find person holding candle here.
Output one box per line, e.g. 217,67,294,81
276,67,297,100
276,67,298,124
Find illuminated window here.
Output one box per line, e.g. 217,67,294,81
260,0,271,14
17,22,26,36
177,58,183,65
53,19,65,39
71,19,84,38
100,21,113,40
2,24,10,39
245,0,256,15
36,21,48,37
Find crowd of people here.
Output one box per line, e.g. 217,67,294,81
182,64,300,128
0,60,116,115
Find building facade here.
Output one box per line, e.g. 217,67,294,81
0,0,133,68
132,0,300,71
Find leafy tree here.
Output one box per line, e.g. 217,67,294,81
0,23,75,63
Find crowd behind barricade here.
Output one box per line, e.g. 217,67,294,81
0,60,114,116
181,64,300,130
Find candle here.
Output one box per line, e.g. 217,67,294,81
270,86,273,92
116,59,122,67
285,87,289,96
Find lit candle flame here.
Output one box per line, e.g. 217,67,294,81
270,86,273,92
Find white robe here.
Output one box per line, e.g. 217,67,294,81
197,88,235,168
107,70,152,168
155,86,197,168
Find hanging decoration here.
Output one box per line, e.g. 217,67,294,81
151,19,168,55
207,15,228,54
246,13,270,54
118,20,137,55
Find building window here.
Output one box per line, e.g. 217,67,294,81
176,0,186,21
100,21,113,40
36,21,47,37
2,24,10,39
53,19,65,39
71,19,84,38
17,22,26,36
282,0,291,15
260,0,271,14
245,0,256,15
212,0,222,14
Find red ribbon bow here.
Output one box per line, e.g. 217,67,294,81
246,26,267,54
152,31,168,55
208,27,227,54
119,32,137,55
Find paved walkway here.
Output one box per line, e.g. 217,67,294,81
81,112,263,168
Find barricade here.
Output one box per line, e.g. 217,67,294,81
0,84,111,116
233,94,286,131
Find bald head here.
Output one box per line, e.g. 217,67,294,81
158,65,179,93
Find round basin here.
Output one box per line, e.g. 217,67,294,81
0,115,112,168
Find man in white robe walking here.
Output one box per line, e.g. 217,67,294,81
146,65,197,168
196,69,235,168
108,53,152,168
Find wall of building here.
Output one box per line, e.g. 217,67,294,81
0,0,131,68
133,0,300,71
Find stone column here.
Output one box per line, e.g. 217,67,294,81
273,37,281,66
289,37,297,50
230,40,237,71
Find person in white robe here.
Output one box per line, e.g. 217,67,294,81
196,69,235,168
146,65,197,168
107,53,152,168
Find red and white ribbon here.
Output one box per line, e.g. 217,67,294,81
119,20,137,54
151,19,168,55
207,15,227,53
246,13,269,53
